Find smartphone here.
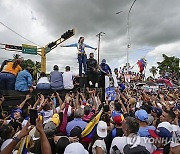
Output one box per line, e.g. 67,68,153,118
29,109,38,125
112,145,120,154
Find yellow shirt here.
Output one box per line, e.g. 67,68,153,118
3,62,22,76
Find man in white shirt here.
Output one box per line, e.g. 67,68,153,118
110,116,155,154
63,66,76,90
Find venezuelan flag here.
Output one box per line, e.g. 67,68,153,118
137,58,147,73
81,109,103,143
17,135,29,154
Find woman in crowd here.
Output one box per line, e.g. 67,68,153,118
0,58,23,90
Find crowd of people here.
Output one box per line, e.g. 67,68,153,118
0,57,77,91
0,36,179,154
0,65,179,154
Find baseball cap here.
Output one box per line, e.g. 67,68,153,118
70,126,82,140
64,142,88,154
113,114,125,125
135,109,148,122
149,122,172,139
114,68,118,71
44,121,56,137
157,122,173,133
151,107,162,117
13,109,22,114
51,113,60,127
102,59,106,63
97,121,107,138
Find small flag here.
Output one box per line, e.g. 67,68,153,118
137,58,147,73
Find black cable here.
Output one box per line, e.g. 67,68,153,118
0,21,42,47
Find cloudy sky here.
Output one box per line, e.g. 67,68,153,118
0,0,180,76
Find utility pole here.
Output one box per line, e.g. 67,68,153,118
116,0,137,72
126,0,137,72
96,32,105,64
41,47,46,73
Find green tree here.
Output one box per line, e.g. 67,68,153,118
32,61,41,80
149,66,158,78
21,59,41,80
157,54,180,77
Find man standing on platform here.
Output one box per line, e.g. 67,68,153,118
86,53,99,88
61,37,97,76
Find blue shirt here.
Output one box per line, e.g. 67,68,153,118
15,70,32,92
64,43,95,53
100,63,112,74
66,118,87,136
138,125,156,137
50,70,63,90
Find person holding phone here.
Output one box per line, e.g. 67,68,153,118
0,118,52,154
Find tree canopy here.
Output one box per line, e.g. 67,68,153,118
157,54,179,77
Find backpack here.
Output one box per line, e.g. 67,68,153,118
123,144,150,154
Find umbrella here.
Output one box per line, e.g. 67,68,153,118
157,78,173,87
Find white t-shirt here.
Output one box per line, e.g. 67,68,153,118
110,136,155,154
41,107,60,123
37,77,50,84
92,139,107,154
63,71,75,89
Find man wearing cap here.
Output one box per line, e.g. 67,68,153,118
110,116,155,154
100,59,112,75
105,112,124,153
91,121,108,154
50,65,64,90
135,109,155,137
151,107,162,127
148,122,173,154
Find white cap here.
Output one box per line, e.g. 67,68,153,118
97,121,107,138
158,122,173,133
64,142,89,154
170,142,180,148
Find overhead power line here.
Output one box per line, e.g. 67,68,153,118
0,21,41,47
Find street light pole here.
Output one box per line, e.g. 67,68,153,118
126,0,137,71
116,0,137,71
96,32,105,64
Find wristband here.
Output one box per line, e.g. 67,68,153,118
13,136,21,142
